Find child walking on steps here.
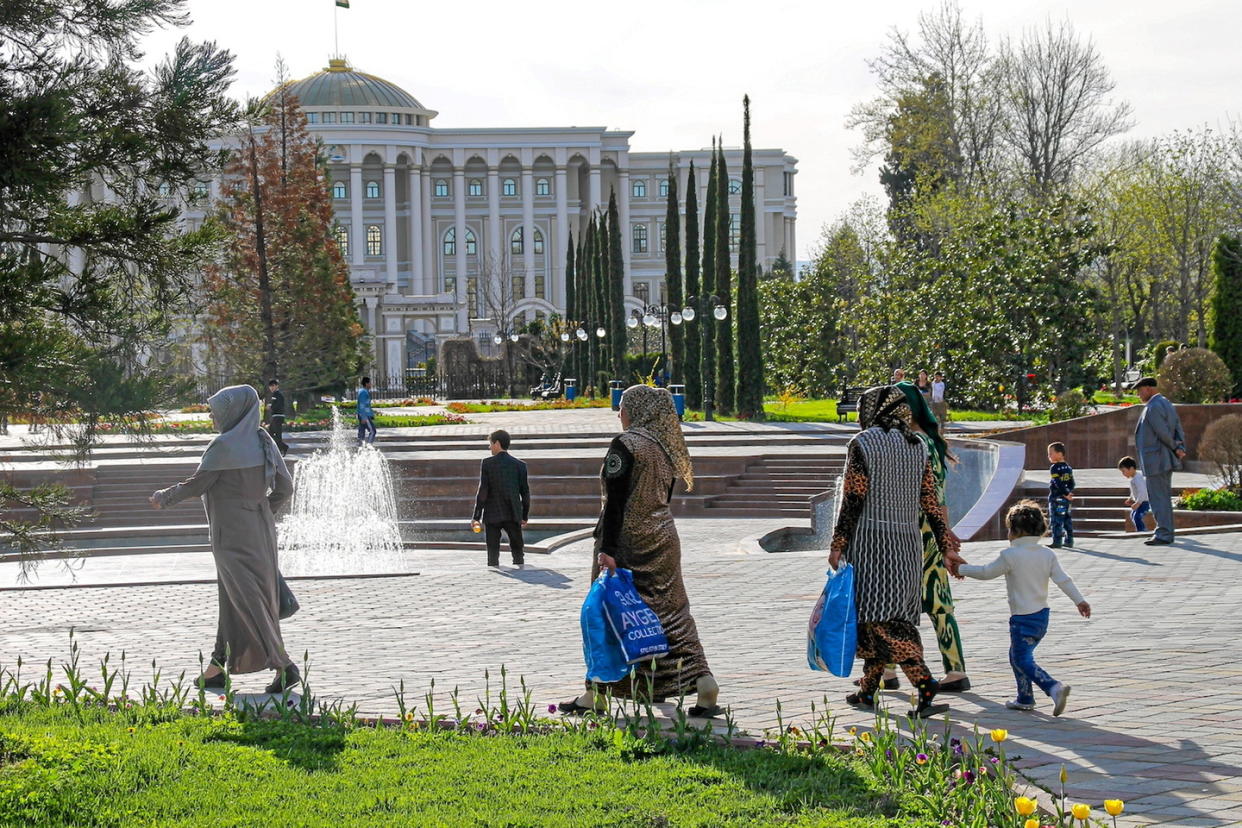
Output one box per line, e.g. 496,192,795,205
955,500,1091,716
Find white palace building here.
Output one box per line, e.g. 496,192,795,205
193,59,799,381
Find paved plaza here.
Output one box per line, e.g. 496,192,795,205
2,518,1240,827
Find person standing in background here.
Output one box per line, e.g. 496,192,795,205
472,430,530,569
931,372,948,424
263,379,288,456
356,376,376,444
1134,377,1186,546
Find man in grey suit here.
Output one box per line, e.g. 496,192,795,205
471,430,530,568
1134,377,1187,546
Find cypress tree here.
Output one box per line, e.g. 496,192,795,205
564,228,575,381
594,209,610,386
575,232,586,384
700,140,718,412
736,95,765,420
714,142,735,416
664,159,684,384
607,188,627,377
683,161,702,408
585,214,601,394
1209,234,1242,395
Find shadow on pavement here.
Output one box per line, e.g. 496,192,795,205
495,567,574,589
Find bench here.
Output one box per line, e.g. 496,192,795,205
837,386,868,422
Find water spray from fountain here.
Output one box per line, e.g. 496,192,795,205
279,407,406,576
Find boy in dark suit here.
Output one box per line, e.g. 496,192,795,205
472,429,530,568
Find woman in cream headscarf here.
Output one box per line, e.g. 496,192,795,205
559,385,720,717
149,384,300,693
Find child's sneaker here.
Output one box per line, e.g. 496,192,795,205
1005,699,1036,711
1050,682,1071,716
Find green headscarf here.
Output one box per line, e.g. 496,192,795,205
896,380,948,479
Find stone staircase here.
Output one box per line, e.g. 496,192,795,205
703,455,844,519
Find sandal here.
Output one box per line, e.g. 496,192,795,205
687,704,724,718
264,664,302,694
557,699,605,715
854,676,899,691
845,692,875,709
910,678,947,719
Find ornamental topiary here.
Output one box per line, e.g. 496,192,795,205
1198,413,1242,491
1157,347,1232,404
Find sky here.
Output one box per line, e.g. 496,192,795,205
139,0,1242,262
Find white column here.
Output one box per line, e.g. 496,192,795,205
350,161,362,265
617,169,632,299
407,167,423,295
755,171,767,268
554,166,569,310
588,166,602,213
421,171,434,294
521,166,535,299
383,164,398,289
487,166,501,270
349,163,364,267
453,169,467,331
386,337,402,382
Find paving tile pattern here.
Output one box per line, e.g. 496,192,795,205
1,520,1239,826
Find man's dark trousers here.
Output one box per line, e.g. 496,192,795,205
473,450,530,566
267,416,288,455
485,522,524,567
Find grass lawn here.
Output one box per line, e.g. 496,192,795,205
0,705,921,827
759,400,1029,424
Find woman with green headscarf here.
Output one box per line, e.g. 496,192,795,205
893,380,971,692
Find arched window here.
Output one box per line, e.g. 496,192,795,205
632,223,648,254
443,227,455,256
468,179,483,197
659,179,670,198
510,226,524,255
193,181,208,197
366,224,382,256
728,178,742,195
729,214,741,250
333,225,349,257
366,181,380,198
434,179,449,197
157,182,171,197
632,179,647,198
464,228,477,256
533,228,545,255
635,282,650,305
502,178,517,197
331,181,347,199
535,178,550,196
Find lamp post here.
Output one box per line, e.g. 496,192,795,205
674,295,728,421
575,323,606,397
492,328,521,398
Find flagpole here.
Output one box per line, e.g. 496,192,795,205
334,2,339,57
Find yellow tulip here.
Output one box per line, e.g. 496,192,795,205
1024,820,1039,828
1104,799,1125,816
990,728,1008,743
1071,803,1091,820
1014,796,1037,816
1060,765,1069,784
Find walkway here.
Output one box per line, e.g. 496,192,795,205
1,522,1238,826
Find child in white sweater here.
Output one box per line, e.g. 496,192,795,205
956,500,1091,715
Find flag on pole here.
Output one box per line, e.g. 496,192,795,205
335,0,349,7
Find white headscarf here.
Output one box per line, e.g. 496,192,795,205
197,385,290,491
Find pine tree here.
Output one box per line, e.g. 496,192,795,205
584,214,600,393
664,159,684,384
564,228,576,381
700,140,719,412
1208,234,1242,395
714,142,735,416
683,161,702,408
607,190,627,377
203,85,366,397
736,95,765,419
594,210,610,388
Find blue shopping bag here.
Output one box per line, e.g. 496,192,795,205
601,569,670,664
807,563,857,677
581,572,629,683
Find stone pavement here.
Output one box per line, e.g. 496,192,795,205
1,521,1239,826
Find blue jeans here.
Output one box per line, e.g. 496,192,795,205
1010,609,1057,704
357,416,376,443
1049,498,1073,545
1131,500,1150,532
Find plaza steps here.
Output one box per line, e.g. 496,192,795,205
703,456,844,518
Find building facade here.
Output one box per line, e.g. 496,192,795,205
192,59,798,382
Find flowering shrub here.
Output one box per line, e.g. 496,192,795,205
1178,487,1242,511
179,403,210,413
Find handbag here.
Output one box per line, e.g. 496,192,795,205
807,563,857,677
581,572,629,683
601,569,670,664
278,574,300,620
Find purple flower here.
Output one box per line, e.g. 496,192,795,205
475,722,488,731
989,756,1000,764
962,770,975,784
756,740,767,749
885,749,894,759
547,704,557,714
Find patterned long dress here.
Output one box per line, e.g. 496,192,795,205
587,431,711,700
830,427,954,697
916,432,966,675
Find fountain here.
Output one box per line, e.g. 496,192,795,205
278,407,407,576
